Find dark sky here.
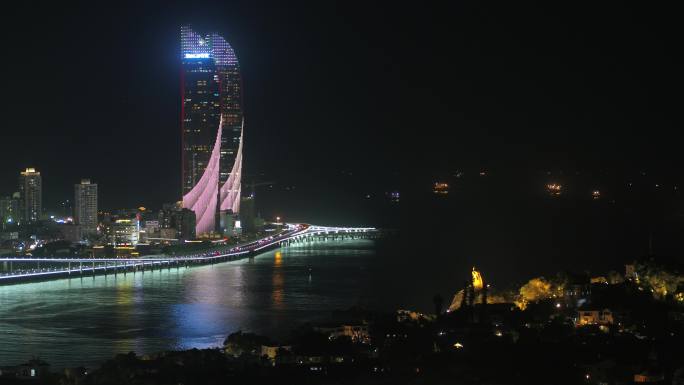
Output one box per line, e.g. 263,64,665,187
0,1,679,212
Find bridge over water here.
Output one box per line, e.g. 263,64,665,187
0,224,377,285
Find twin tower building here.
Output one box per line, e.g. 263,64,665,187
180,26,244,235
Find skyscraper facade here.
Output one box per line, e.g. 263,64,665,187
74,179,98,236
181,25,243,235
19,168,42,223
0,195,20,228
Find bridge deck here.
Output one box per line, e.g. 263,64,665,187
0,224,376,284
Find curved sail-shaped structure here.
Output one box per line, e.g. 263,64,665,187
182,119,222,235
220,122,243,214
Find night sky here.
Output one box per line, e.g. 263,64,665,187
0,2,680,236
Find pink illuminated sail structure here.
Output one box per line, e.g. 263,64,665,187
182,118,243,235
220,121,243,214
182,120,222,235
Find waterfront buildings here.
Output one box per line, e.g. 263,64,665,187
18,168,42,223
171,208,196,241
180,25,243,236
576,308,615,326
0,194,20,229
219,212,240,236
143,219,160,234
103,218,140,246
313,323,371,344
239,196,256,233
159,203,196,241
57,223,82,243
433,182,449,194
0,231,18,242
546,183,562,196
74,179,98,236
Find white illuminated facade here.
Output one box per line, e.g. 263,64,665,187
105,218,140,246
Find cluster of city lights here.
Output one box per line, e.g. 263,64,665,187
50,215,73,224
433,182,449,194
546,183,562,196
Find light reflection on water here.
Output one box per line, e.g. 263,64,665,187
0,240,375,368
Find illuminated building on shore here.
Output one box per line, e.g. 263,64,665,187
74,179,98,236
433,182,449,194
0,194,20,228
180,25,243,235
104,218,140,246
159,203,196,241
576,308,614,326
546,183,562,196
19,168,42,223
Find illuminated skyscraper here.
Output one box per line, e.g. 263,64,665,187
181,25,243,235
19,168,42,223
0,194,20,229
74,179,98,236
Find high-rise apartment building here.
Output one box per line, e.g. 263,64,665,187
19,168,42,222
74,179,98,235
0,194,20,229
181,25,243,235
